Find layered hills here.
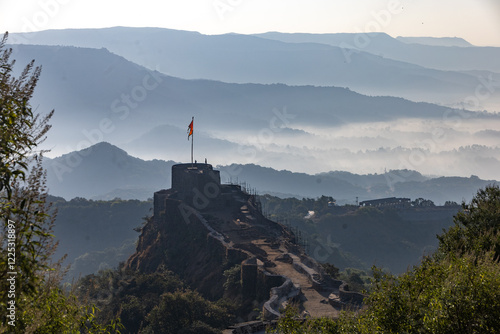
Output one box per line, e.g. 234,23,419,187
7,32,500,179
254,31,500,72
45,143,486,281
43,142,497,205
10,27,500,109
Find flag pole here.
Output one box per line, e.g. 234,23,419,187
191,116,194,165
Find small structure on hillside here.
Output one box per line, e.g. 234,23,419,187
154,163,242,220
171,163,221,199
359,197,411,209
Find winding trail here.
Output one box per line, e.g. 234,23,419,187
254,239,339,318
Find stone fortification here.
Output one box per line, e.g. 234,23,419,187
127,162,363,327
171,163,220,199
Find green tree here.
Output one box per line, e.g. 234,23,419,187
363,253,500,333
321,262,340,279
0,33,53,198
359,186,500,333
273,186,500,333
437,184,500,260
144,290,231,334
223,264,241,292
270,305,340,334
1,32,121,333
0,31,57,331
412,198,435,207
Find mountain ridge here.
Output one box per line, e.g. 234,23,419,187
396,36,473,47
9,27,500,110
254,31,500,72
43,142,498,205
7,32,500,180
11,42,499,178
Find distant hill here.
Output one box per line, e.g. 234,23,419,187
44,142,175,199
10,43,461,127
260,194,461,274
254,31,500,72
44,142,497,205
9,27,500,109
12,43,499,173
8,33,500,180
396,36,473,47
217,164,495,205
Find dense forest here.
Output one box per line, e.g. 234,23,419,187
49,196,152,280
273,185,500,333
260,195,460,274
49,193,459,287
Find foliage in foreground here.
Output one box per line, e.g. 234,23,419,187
1,32,121,333
273,185,500,333
77,267,233,334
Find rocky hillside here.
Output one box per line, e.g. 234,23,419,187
125,165,363,322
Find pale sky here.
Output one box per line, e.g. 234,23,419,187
0,0,499,46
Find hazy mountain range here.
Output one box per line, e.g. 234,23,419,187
10,27,500,110
395,36,473,47
43,142,497,205
253,32,500,72
6,27,500,181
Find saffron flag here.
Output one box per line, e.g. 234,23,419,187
187,119,193,140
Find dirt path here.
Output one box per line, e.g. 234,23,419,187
254,240,339,318
208,205,339,318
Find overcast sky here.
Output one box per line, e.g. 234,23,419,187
1,0,499,46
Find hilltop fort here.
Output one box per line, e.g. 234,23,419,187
126,163,365,328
